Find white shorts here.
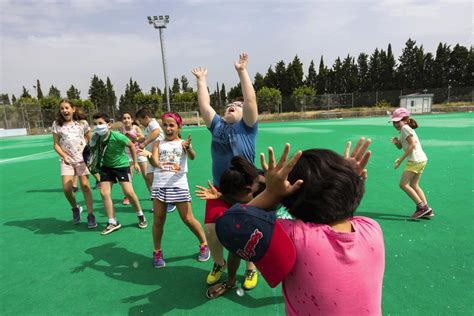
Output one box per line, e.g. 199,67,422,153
127,153,148,163
147,161,155,174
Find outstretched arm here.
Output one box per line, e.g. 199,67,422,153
235,53,258,127
192,67,215,128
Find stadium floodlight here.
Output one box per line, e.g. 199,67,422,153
147,15,171,111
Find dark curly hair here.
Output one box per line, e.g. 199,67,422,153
220,156,259,204
282,149,365,224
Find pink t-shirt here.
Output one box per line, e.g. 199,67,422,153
278,216,385,316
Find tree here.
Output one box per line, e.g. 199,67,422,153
11,95,17,103
315,56,328,94
220,83,227,105
305,60,317,90
88,75,108,112
357,53,370,91
448,44,470,87
21,86,31,99
292,86,316,111
172,78,181,95
368,48,382,90
274,61,290,96
106,77,117,117
118,78,143,114
286,55,304,95
256,87,282,113
180,75,192,92
341,54,358,92
48,85,61,98
263,66,277,89
66,85,81,100
331,57,344,93
172,91,198,112
253,72,265,91
227,83,242,101
433,42,451,88
35,80,44,99
380,44,396,90
397,38,420,89
0,94,10,105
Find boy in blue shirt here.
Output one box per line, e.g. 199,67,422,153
192,53,259,289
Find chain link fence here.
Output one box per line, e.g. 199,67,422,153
1,86,472,135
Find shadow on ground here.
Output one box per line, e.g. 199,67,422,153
71,243,282,314
357,211,430,222
4,217,103,235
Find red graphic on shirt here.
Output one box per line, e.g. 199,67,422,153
236,229,263,260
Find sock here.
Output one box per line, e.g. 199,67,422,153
108,218,117,225
137,210,144,217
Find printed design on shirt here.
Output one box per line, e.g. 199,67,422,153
236,229,263,261
57,122,87,163
159,147,182,172
213,123,235,146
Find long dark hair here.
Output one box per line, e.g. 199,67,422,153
56,99,87,126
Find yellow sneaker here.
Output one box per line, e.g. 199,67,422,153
206,262,226,285
242,269,258,290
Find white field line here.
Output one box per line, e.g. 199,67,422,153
0,150,56,164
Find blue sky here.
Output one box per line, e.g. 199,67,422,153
0,0,471,100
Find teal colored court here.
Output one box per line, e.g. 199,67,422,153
0,112,473,315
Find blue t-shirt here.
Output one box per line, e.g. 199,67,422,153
209,114,258,185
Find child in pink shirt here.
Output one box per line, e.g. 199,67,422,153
248,140,385,315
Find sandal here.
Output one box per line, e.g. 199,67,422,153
206,280,236,299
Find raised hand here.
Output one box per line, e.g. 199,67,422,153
192,67,208,79
182,135,192,151
260,143,303,198
195,180,221,200
343,137,371,180
234,53,248,71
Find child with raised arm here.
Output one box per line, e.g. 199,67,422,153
140,112,209,268
52,99,96,228
390,108,433,219
192,52,260,289
216,139,385,315
92,112,148,235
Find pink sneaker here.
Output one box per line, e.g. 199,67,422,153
122,197,130,205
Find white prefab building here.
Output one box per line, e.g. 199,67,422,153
399,93,433,114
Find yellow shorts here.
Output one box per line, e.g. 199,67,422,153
404,161,427,174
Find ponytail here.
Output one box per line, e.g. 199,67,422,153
401,116,419,129
407,118,418,129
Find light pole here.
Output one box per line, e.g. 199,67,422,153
147,15,171,112
447,85,452,104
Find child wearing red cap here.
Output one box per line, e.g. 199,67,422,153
390,108,433,219
241,140,385,316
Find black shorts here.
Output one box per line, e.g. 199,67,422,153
100,166,131,183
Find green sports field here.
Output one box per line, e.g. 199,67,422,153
1,112,473,315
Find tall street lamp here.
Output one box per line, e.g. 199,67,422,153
147,15,171,112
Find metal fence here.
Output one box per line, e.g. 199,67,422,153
1,86,472,134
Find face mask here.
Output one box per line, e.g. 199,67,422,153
94,124,108,136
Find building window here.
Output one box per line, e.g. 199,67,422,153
411,100,415,107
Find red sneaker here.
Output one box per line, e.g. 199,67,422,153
411,205,431,219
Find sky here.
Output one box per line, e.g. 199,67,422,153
0,0,471,100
